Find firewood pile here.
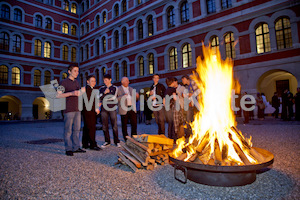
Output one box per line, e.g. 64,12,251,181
115,134,174,172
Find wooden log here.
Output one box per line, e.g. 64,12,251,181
230,126,251,149
120,142,149,166
148,150,168,157
120,150,142,168
196,132,210,153
188,152,199,162
176,153,187,161
134,134,174,145
118,152,137,172
146,164,154,170
207,158,215,165
228,133,251,165
125,141,149,161
214,139,222,164
126,136,152,154
222,144,228,160
250,148,265,163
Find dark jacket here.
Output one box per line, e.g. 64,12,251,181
150,83,166,98
83,85,96,113
99,85,118,110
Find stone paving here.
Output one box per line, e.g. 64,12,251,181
0,117,299,199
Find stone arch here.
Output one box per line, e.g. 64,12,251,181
32,97,50,120
0,95,22,120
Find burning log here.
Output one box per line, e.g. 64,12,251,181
213,139,222,165
195,132,210,153
250,148,265,163
188,152,199,162
176,153,187,161
230,126,251,149
228,133,251,165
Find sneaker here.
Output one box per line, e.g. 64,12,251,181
66,151,74,156
116,143,121,148
73,148,86,153
101,142,111,148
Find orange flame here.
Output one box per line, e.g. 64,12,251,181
172,45,258,165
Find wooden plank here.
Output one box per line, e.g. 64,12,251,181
118,152,137,172
134,134,174,145
126,136,150,153
120,150,142,168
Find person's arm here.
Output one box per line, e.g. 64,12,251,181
105,86,118,101
56,90,80,98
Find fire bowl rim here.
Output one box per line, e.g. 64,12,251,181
170,147,274,172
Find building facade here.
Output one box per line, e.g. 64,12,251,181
0,0,299,120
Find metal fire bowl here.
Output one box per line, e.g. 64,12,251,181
170,147,274,187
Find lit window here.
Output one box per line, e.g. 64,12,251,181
1,5,10,20
180,1,189,24
102,37,106,53
210,36,219,54
34,39,42,56
71,47,76,62
169,47,178,70
63,0,69,11
12,67,20,85
122,61,127,77
71,25,76,36
224,32,236,58
275,17,292,50
102,11,106,23
102,67,106,77
63,45,68,61
34,70,41,86
139,56,144,76
71,3,77,13
14,8,22,22
62,23,69,34
182,43,192,68
0,32,9,51
0,65,8,84
96,15,100,27
44,42,51,58
256,23,271,54
62,72,68,80
114,4,119,17
148,16,153,36
148,53,154,74
167,7,175,28
122,0,127,13
13,35,21,53
44,70,51,85
137,0,142,5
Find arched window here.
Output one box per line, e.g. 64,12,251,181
63,45,68,60
137,20,143,40
169,47,178,70
34,39,42,56
62,23,69,34
275,17,292,50
62,72,68,80
12,67,20,85
221,0,232,9
167,7,175,28
95,69,99,85
45,18,52,29
71,47,76,62
0,65,8,84
95,39,100,55
210,36,219,54
139,56,144,76
207,0,216,14
81,25,84,35
44,70,51,85
102,11,107,23
148,53,154,75
180,1,189,24
122,27,127,45
71,25,76,36
255,23,271,54
80,74,83,87
115,63,120,81
122,61,127,77
45,0,53,5
114,31,119,48
44,42,51,58
86,0,89,10
35,15,43,28
12,35,21,53
1,5,10,20
114,4,119,17
81,2,85,13
148,16,153,36
137,0,142,5
34,70,41,86
80,47,84,61
102,67,106,77
102,37,106,53
85,72,88,82
122,0,127,13
63,0,69,11
14,8,22,22
96,15,100,27
86,22,89,33
85,44,89,59
224,32,236,58
71,3,77,14
0,32,9,51
182,43,192,68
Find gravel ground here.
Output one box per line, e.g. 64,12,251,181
0,117,299,199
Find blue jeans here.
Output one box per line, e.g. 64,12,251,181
64,111,81,151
